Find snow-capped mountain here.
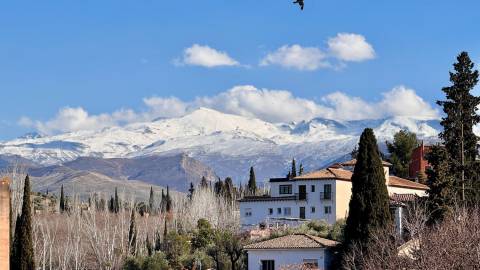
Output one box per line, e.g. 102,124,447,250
0,107,440,184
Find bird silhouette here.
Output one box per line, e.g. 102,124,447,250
293,0,304,10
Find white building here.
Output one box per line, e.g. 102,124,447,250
239,159,428,229
244,233,339,270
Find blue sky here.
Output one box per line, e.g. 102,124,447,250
1,0,479,140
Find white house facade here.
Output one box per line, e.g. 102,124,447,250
239,159,428,229
244,234,339,270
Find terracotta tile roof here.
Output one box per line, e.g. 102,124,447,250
390,193,419,206
293,168,428,191
239,195,297,202
244,234,339,250
337,158,392,167
294,168,352,180
388,176,429,190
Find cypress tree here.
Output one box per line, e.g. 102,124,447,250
114,187,120,213
425,145,455,224
59,184,65,213
108,196,114,213
437,51,480,202
224,177,234,201
248,167,257,195
148,186,154,213
343,129,392,253
200,176,209,189
165,186,172,213
160,189,166,213
214,178,225,196
299,163,304,176
128,208,137,255
12,175,35,270
188,182,195,200
154,230,162,251
291,158,297,178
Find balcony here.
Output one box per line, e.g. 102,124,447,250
320,192,332,200
295,192,308,201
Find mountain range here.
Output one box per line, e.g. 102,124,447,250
0,108,442,193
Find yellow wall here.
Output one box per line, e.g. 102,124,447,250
334,181,352,220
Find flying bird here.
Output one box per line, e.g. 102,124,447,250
293,0,304,10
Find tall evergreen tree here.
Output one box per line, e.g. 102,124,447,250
165,186,172,213
386,130,418,178
437,52,480,202
59,184,65,213
128,208,137,255
108,196,115,213
299,163,304,176
200,176,209,189
214,178,225,196
248,167,257,195
160,189,166,213
114,187,120,213
343,129,392,255
12,175,35,270
188,182,195,200
148,186,155,213
154,230,162,252
291,158,297,178
425,145,455,224
224,177,234,201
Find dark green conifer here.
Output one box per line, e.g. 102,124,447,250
12,175,35,270
425,145,455,224
343,129,392,253
248,167,257,195
386,130,418,178
299,163,304,176
188,182,195,200
114,187,120,213
224,177,234,201
437,52,480,202
291,158,297,178
148,186,154,213
154,230,162,251
59,184,65,213
128,208,137,255
200,176,209,189
165,186,172,213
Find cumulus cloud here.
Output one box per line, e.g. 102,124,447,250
260,33,375,70
259,45,329,71
327,33,375,62
20,85,440,134
176,44,239,68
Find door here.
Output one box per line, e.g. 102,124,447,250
300,206,306,219
299,185,307,200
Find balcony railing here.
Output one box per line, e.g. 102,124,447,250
295,192,308,201
320,192,332,200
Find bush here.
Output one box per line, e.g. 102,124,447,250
123,253,169,270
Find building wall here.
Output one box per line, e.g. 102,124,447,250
240,177,427,227
334,180,351,221
409,144,431,178
247,249,328,270
240,180,337,226
0,178,10,270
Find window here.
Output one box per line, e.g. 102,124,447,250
284,207,291,216
245,208,252,217
324,206,332,214
303,259,319,268
261,260,275,270
311,185,315,192
268,208,273,215
279,184,292,194
311,206,316,213
277,208,282,214
322,184,332,200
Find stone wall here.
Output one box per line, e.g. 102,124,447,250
0,177,10,270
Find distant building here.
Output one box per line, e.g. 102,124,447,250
244,234,339,270
239,159,428,231
409,142,432,179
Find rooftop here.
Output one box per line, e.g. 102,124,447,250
335,158,393,167
244,234,339,250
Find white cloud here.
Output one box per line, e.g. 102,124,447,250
20,85,440,134
327,33,375,62
177,44,239,68
259,45,328,71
